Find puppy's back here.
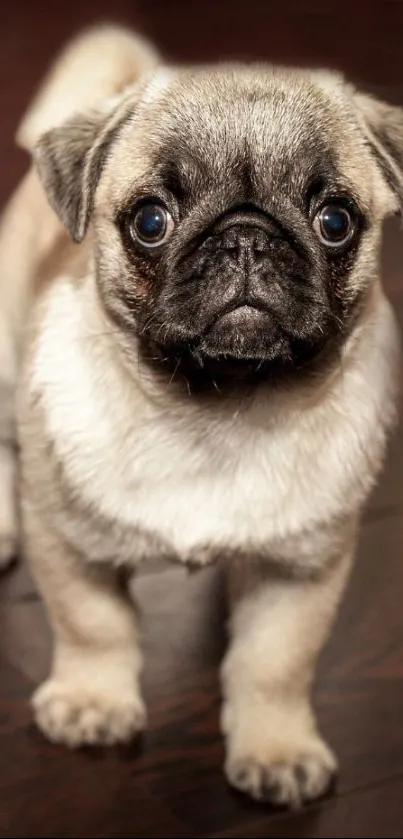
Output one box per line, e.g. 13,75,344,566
0,24,159,567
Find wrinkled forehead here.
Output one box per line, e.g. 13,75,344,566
151,68,336,158
101,65,374,209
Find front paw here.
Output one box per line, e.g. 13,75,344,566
223,703,337,808
32,679,147,747
226,747,336,808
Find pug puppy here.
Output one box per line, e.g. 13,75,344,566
0,24,400,808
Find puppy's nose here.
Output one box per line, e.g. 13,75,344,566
219,225,269,265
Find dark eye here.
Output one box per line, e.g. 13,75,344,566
129,201,174,248
313,203,355,248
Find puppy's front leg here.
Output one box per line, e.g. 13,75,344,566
221,537,353,807
24,503,145,748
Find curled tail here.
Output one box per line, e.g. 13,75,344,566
17,23,159,151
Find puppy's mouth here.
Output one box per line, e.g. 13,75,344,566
203,303,282,357
141,302,330,392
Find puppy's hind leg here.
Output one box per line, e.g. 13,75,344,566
0,193,29,568
0,181,42,570
0,317,18,567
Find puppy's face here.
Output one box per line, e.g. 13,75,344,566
36,64,403,389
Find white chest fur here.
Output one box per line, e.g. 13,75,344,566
26,277,400,568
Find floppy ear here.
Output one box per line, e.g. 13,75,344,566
34,95,134,243
352,89,403,211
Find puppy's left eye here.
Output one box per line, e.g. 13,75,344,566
313,203,355,248
129,201,174,248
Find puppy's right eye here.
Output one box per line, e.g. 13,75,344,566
128,200,174,248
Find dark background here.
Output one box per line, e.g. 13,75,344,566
2,1,403,205
2,2,403,837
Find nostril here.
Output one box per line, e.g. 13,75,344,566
252,229,269,253
221,229,240,252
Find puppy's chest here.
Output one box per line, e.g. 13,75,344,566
51,403,347,570
57,419,295,565
33,361,379,568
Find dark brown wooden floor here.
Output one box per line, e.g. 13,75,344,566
2,2,403,836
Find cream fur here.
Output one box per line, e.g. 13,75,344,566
0,24,400,809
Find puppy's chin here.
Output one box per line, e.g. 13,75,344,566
202,305,286,359
140,305,333,395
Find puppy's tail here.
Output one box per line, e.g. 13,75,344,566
16,23,159,151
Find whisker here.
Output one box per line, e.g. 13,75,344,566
168,355,183,386
212,377,223,395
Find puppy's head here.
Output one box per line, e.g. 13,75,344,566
35,62,403,390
